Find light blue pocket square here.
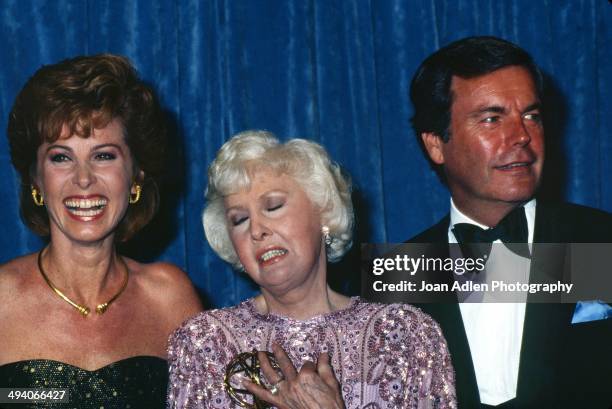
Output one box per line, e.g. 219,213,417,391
571,300,612,324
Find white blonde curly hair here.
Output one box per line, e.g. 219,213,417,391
203,130,354,269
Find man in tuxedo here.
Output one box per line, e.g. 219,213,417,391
407,36,612,408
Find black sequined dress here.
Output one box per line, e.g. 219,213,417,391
0,356,168,409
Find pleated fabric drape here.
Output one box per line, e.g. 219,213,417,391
1,0,610,307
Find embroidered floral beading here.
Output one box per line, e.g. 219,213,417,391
167,298,456,408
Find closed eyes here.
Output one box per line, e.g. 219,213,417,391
228,196,286,227
232,216,248,226
267,203,283,211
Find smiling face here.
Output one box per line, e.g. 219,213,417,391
33,119,138,244
423,66,544,222
224,169,326,294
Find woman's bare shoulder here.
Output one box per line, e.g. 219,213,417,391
0,253,38,291
0,253,42,324
123,257,203,323
124,258,193,289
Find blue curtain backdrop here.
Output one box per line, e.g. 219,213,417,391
0,0,610,308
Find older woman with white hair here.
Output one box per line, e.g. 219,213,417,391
167,131,456,409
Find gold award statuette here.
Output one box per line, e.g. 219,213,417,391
224,350,281,408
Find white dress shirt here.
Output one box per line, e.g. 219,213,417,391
448,199,536,406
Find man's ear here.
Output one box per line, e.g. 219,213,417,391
421,132,445,165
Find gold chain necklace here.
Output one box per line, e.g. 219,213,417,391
37,249,129,317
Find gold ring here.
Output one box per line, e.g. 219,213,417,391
270,379,284,395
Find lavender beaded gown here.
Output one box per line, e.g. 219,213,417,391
167,297,456,409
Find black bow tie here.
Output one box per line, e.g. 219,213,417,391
452,206,530,258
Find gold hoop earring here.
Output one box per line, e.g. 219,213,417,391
129,184,142,204
31,186,44,206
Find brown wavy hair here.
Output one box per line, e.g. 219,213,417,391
7,54,168,241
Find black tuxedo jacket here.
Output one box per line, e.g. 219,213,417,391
408,202,612,409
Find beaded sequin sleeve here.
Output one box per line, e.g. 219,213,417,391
167,298,456,409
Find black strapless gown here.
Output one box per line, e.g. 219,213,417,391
0,356,168,409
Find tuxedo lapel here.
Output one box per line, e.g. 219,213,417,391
414,206,573,407
516,203,575,403
410,203,612,407
532,202,562,243
411,215,481,406
515,304,574,403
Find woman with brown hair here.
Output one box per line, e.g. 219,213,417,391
0,54,201,408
